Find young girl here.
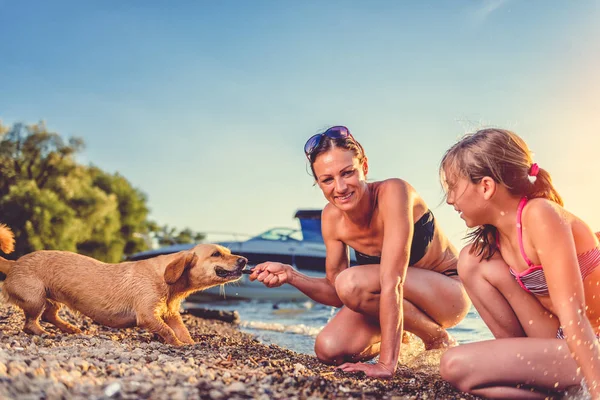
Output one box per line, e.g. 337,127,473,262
439,128,600,399
250,126,470,378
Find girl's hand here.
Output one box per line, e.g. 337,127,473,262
337,362,395,379
249,262,292,288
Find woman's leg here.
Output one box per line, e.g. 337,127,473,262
395,266,470,348
314,262,471,362
314,306,381,364
440,338,582,399
457,244,559,339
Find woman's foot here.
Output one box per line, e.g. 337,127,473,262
422,331,457,350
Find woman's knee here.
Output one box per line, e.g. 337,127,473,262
334,269,370,311
314,332,345,365
439,348,474,393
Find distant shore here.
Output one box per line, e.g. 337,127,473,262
0,298,481,399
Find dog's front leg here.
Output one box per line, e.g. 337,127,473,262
42,300,82,334
164,313,194,344
137,313,184,346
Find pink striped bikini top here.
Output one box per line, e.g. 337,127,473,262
498,197,600,296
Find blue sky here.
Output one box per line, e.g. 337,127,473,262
1,0,599,248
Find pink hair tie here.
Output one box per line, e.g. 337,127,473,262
528,163,539,183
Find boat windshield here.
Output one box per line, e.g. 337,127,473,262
254,228,302,242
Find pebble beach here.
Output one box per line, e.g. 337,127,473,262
0,297,483,400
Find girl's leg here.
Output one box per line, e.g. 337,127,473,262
457,244,559,339
439,245,571,398
440,338,582,399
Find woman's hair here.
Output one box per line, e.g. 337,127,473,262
307,135,366,180
440,128,563,260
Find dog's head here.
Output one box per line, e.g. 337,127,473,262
163,244,248,291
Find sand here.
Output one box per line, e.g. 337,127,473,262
0,297,482,400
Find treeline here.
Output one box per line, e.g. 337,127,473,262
0,121,204,262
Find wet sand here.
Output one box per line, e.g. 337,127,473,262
0,298,481,399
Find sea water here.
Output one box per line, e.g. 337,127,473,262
187,298,494,355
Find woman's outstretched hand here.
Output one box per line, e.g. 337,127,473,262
249,262,292,288
337,362,395,379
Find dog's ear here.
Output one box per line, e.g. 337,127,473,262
164,252,198,284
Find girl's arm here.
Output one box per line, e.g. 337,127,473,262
339,179,413,378
526,200,600,397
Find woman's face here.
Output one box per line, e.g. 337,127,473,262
312,147,367,211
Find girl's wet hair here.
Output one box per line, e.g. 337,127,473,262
307,135,365,180
440,128,563,260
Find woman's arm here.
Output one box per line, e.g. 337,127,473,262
339,179,414,377
526,200,600,397
250,262,343,307
250,205,349,307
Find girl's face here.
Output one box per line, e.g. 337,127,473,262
312,147,367,211
444,170,490,228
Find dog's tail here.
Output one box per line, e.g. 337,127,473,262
0,224,15,275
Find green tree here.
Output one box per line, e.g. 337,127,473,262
0,120,207,262
149,225,206,247
175,228,206,244
87,167,150,258
0,121,145,262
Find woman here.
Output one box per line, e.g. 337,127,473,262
439,128,600,398
250,126,470,378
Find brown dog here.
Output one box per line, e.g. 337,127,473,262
0,225,247,345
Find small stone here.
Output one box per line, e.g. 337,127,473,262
338,385,350,393
224,381,246,393
104,382,121,397
45,382,67,400
137,382,153,396
208,389,224,399
293,363,307,375
12,377,30,393
283,376,295,385
74,358,90,372
8,363,26,376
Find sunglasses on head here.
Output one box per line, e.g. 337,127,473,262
304,126,359,159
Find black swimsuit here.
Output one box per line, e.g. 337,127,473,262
353,210,458,277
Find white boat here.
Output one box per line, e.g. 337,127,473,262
127,210,356,301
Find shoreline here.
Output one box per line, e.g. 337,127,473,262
0,298,481,399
